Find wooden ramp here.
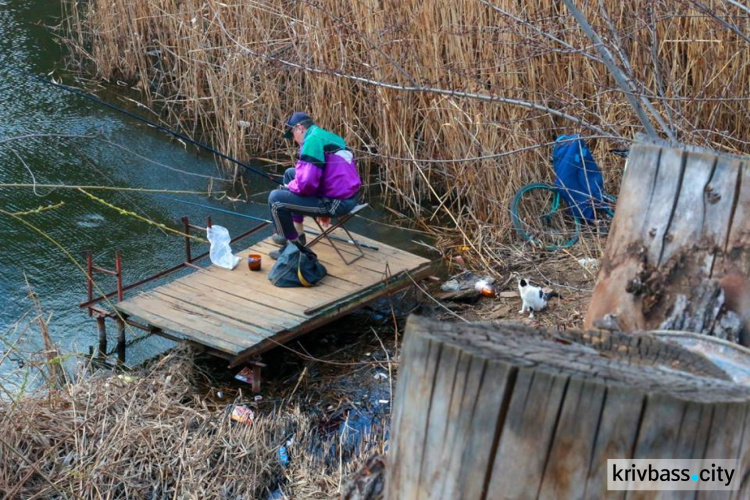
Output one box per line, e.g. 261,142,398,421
114,224,433,368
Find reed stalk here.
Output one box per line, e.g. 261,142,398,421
59,0,750,261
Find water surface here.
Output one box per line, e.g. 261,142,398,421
0,1,427,385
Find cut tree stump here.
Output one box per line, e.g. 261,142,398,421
386,315,750,500
585,135,750,345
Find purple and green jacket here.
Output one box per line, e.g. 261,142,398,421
287,125,361,199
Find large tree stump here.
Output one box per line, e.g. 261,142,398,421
386,315,750,499
585,135,750,345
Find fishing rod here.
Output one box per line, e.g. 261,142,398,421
159,196,379,251
11,66,282,185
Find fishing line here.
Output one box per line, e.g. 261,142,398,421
10,66,283,185
156,196,380,250
155,195,272,223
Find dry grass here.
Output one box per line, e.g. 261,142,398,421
58,0,750,266
0,343,386,499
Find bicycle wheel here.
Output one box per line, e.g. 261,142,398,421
510,183,582,250
602,193,617,218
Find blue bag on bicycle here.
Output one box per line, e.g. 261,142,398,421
552,134,606,222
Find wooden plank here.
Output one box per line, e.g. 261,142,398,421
734,404,750,500
631,393,687,460
192,265,346,307
701,155,742,275
259,227,428,268
416,341,462,499
146,290,278,341
303,263,434,316
151,285,301,332
243,241,373,292
538,377,607,499
584,141,662,332
584,386,646,497
452,358,514,500
724,158,750,257
438,352,488,498
164,280,308,319
673,403,713,458
115,298,244,354
388,326,435,499
604,142,662,258
644,146,686,267
251,239,419,283
111,224,434,363
701,403,747,462
658,150,716,265
229,261,435,366
486,368,569,498
426,348,475,500
121,292,267,346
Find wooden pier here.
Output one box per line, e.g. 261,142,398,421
107,222,433,370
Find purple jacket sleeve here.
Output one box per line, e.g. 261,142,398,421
287,159,323,196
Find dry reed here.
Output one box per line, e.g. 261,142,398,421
0,344,384,499
59,0,750,265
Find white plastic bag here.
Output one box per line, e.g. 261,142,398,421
206,225,241,270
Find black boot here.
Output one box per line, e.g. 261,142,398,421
270,234,306,260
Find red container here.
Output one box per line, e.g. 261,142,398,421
247,254,262,271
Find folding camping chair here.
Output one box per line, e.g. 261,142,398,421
306,203,369,265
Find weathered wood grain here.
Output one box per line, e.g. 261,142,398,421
114,228,432,360
585,136,750,346
386,316,750,500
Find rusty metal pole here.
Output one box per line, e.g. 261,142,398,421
115,250,123,301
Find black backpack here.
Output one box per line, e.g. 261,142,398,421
268,242,327,287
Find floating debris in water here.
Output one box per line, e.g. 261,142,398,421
76,213,105,228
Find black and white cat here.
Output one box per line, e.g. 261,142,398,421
518,278,562,318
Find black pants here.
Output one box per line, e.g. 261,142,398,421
268,168,358,240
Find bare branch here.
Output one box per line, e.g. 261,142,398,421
562,0,662,138
240,48,611,137
596,0,677,140
209,8,611,138
688,0,750,44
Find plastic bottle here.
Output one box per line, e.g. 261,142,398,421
474,280,496,298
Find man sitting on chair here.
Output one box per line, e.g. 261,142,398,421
268,112,362,259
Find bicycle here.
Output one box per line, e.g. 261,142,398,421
510,148,627,251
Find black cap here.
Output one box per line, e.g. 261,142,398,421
282,112,312,139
